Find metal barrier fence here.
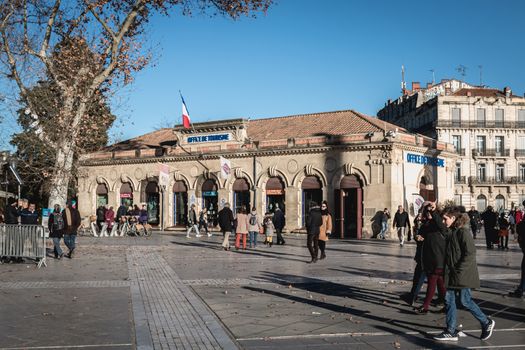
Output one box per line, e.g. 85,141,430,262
0,224,47,268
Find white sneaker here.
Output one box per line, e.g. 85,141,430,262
207,234,212,237
186,235,190,238
196,234,202,237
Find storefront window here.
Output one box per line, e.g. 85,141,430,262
266,177,285,214
301,176,322,227
202,179,218,226
173,180,188,226
96,183,108,207
233,178,250,213
145,181,159,225
120,182,133,207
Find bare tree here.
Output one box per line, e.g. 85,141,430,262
0,0,272,207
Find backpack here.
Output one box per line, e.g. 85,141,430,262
52,213,64,231
249,214,257,226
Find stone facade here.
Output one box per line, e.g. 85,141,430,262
78,111,456,238
378,81,525,211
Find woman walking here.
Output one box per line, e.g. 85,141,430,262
498,212,510,249
318,201,332,260
434,206,495,342
263,212,274,247
199,208,211,237
248,207,261,248
415,202,446,314
235,206,249,249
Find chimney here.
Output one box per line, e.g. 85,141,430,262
504,86,512,97
412,82,421,92
466,91,472,97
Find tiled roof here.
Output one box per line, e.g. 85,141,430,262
104,110,406,150
452,88,509,98
247,110,404,141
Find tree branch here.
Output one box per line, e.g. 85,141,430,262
86,2,116,40
39,0,61,57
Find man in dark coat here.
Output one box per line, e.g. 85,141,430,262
306,202,322,263
48,204,65,259
4,197,20,224
20,203,39,225
62,200,81,258
480,206,498,249
393,205,411,246
218,203,234,251
272,204,286,245
510,201,525,298
467,206,481,239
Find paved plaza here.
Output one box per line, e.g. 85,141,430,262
0,232,524,350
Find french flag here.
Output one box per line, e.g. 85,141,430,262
181,93,191,129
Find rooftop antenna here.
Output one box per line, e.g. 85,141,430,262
478,65,483,87
429,69,435,85
401,65,406,94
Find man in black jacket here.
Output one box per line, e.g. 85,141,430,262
393,205,411,246
63,201,81,258
480,206,498,249
20,203,39,225
218,203,234,251
4,197,20,224
306,202,322,263
273,204,286,245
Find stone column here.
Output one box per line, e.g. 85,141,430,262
285,186,300,232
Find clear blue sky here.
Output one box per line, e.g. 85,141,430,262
114,0,525,141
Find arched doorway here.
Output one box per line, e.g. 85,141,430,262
336,175,363,239
266,176,285,213
477,194,487,212
145,181,160,225
202,179,218,226
495,194,505,212
302,176,323,227
419,176,435,201
173,180,188,227
233,178,250,213
96,183,108,207
120,182,133,207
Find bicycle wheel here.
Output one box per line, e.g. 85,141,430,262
143,225,152,237
136,224,144,236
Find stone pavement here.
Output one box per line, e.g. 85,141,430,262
0,232,523,349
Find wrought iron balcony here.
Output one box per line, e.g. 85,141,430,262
454,176,466,184
469,176,515,185
453,148,466,156
437,120,525,129
515,149,525,157
471,148,510,157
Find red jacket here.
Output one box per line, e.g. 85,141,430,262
515,210,524,224
105,209,115,227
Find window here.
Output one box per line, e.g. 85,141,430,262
477,164,486,182
495,164,505,183
519,110,525,128
476,136,486,155
455,162,462,182
477,108,486,127
454,194,462,205
495,109,504,127
452,108,461,127
477,195,487,211
495,136,504,155
452,135,462,153
520,164,525,182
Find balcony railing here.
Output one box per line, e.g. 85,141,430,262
515,149,525,157
471,148,510,157
453,148,466,156
468,176,525,185
438,120,525,129
454,176,466,184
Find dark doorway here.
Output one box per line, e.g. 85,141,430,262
202,179,218,226
173,180,188,227
336,175,363,239
120,182,133,207
302,176,323,226
96,183,108,207
419,176,435,201
266,177,285,213
233,178,250,212
145,181,160,225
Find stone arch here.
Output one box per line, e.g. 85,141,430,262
193,172,222,195
114,174,137,192
292,166,328,189
169,172,191,191
226,169,254,192
89,176,110,193
256,168,290,189
330,165,368,189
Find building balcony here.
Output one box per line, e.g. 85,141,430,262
437,120,525,129
454,176,466,184
468,176,513,185
453,148,466,156
471,148,510,157
515,149,525,157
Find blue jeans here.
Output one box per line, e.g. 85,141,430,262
445,289,488,334
52,237,63,256
414,269,427,299
379,221,388,238
249,231,258,248
63,234,76,252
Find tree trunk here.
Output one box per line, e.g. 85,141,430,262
47,138,75,208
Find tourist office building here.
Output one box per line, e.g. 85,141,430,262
77,110,456,238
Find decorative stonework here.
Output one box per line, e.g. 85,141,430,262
324,158,336,172
268,165,278,177
287,159,298,173
190,166,199,177
305,164,314,176
234,167,243,179
344,163,354,176
134,168,143,179
109,169,118,180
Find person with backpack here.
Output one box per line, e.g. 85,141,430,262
48,204,65,259
198,208,211,237
263,212,275,247
248,207,261,249
63,200,81,258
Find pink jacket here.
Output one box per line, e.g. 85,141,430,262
236,213,249,234
516,210,524,224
